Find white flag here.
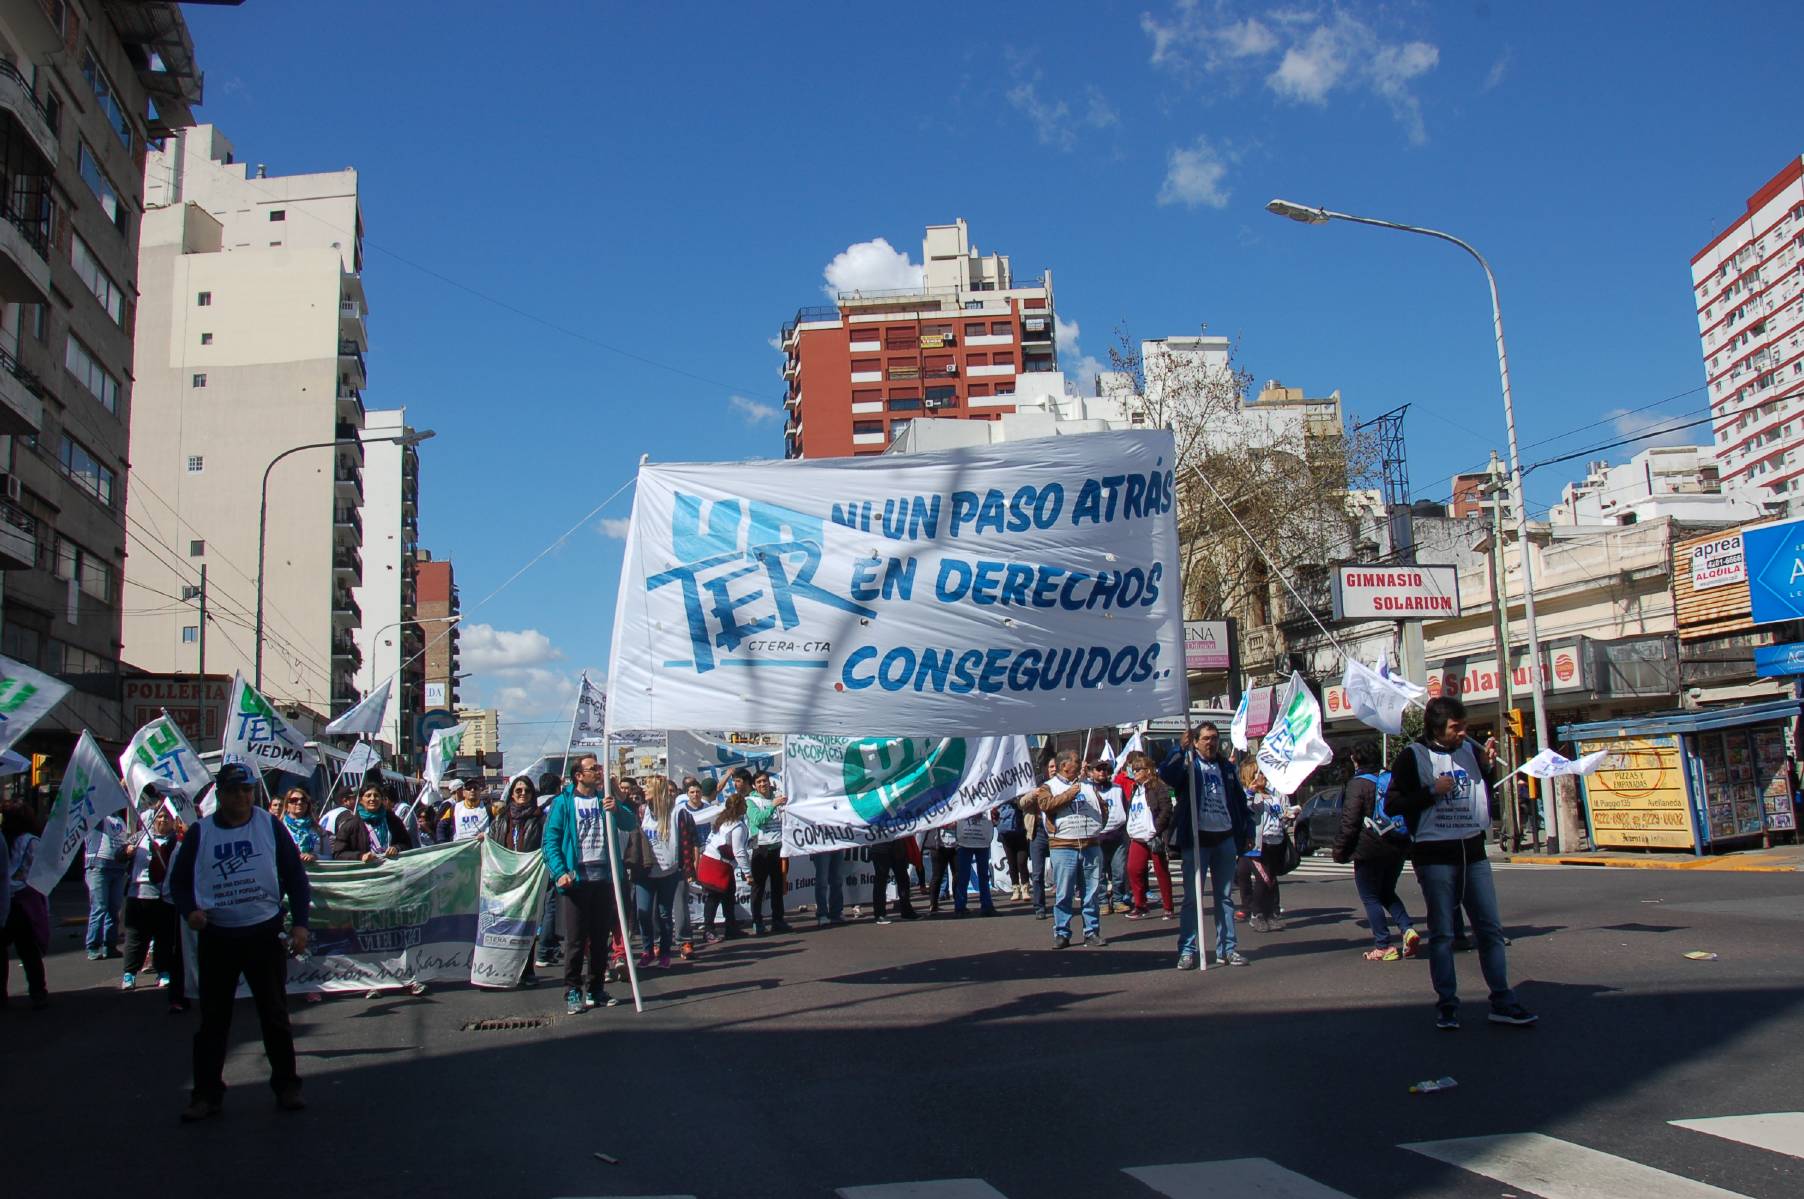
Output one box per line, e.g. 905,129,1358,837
0,749,27,776
325,678,392,737
1341,659,1425,736
120,713,210,826
423,723,466,795
28,731,130,895
342,740,383,778
1116,730,1145,766
1254,672,1333,796
570,673,607,748
1100,738,1119,765
222,672,319,776
0,653,72,756
1519,748,1610,779
1230,689,1251,752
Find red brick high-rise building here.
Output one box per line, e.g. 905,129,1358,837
780,220,1056,459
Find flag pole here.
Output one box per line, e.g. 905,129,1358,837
597,691,643,1013
559,671,586,786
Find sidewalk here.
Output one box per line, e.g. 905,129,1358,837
1502,843,1804,873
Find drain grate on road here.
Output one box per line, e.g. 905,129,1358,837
460,1016,552,1032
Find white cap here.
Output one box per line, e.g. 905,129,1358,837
443,779,465,796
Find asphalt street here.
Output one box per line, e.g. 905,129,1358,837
6,860,1803,1199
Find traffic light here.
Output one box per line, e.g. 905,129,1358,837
1505,709,1524,740
30,753,47,786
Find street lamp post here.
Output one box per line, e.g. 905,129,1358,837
254,429,435,689
1265,198,1552,756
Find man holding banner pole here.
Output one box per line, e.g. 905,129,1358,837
1162,723,1251,971
543,752,640,1013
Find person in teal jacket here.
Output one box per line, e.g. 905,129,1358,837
541,753,637,1014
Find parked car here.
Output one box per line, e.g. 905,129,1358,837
1293,787,1345,856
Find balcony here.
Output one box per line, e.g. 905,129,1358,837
331,634,362,670
337,387,364,422
781,305,839,344
0,497,36,571
333,505,361,540
334,461,362,504
0,62,58,167
338,339,367,384
0,343,45,435
332,545,362,583
0,190,50,305
332,588,361,626
335,421,363,445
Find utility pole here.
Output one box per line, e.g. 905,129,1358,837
197,563,208,678
1484,453,1519,850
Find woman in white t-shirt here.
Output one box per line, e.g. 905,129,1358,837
695,791,748,941
632,778,689,969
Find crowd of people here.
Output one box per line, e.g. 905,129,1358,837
0,694,1535,1120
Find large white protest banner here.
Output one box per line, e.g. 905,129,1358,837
606,430,1185,736
665,730,783,785
29,731,130,894
222,672,319,776
780,735,1036,855
0,653,71,756
1254,672,1333,797
120,714,209,826
1341,659,1424,737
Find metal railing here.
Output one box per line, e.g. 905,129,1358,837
333,546,362,574
0,192,49,259
0,496,36,536
0,60,54,133
333,506,361,533
781,305,840,339
0,341,45,398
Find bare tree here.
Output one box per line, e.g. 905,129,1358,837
1110,327,1380,645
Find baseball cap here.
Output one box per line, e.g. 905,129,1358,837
444,779,465,795
216,762,258,790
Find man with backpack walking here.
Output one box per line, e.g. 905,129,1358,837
1332,743,1419,962
1387,697,1537,1031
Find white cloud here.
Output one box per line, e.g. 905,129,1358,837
1056,314,1107,398
1084,86,1119,129
1483,46,1512,92
1157,137,1232,209
1008,80,1076,150
1142,3,1440,144
1607,408,1704,451
729,394,781,424
596,516,631,539
822,237,924,299
461,623,563,674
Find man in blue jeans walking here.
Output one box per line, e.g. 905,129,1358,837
1160,722,1251,970
1387,695,1537,1031
84,814,131,959
1030,750,1107,948
811,850,844,926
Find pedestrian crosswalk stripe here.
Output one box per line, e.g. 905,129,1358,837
836,1181,1010,1198
1671,1113,1804,1160
1403,1132,1750,1198
1125,1158,1355,1197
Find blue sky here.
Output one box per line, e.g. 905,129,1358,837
180,1,1804,761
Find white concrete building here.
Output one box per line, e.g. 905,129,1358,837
1548,444,1770,527
353,408,423,760
455,706,498,758
1692,156,1804,512
124,125,370,716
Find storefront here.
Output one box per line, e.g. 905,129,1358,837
1559,699,1800,855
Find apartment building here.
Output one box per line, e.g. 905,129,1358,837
779,219,1056,458
0,1,217,757
352,407,425,762
455,705,496,758
1548,444,1766,527
1692,156,1804,512
415,550,459,721
124,124,370,717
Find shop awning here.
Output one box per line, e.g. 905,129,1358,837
1559,698,1802,742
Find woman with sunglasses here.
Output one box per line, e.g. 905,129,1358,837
493,775,548,986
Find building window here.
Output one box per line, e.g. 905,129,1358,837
926,386,956,406
269,210,286,222
200,332,212,345
963,322,986,337
81,49,133,149
58,435,115,507
191,373,207,388
71,234,125,325
968,382,991,398
993,353,1015,369
851,388,881,404
181,626,198,644
189,539,205,556
55,535,112,601
65,336,120,413
28,304,46,343
966,353,989,367
77,143,127,233
888,398,923,412
186,457,203,475
196,291,212,307
852,420,884,435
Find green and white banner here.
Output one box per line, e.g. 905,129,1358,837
1255,671,1333,796
288,840,482,993
222,672,319,775
0,653,71,757
120,713,209,826
471,840,548,989
423,722,465,795
779,735,1035,855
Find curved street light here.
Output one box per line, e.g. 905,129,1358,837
1264,198,1550,757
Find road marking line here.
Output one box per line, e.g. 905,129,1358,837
837,1182,1010,1198
1125,1159,1355,1197
1671,1113,1804,1160
1402,1132,1751,1198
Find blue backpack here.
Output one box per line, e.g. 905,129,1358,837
1359,771,1410,845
